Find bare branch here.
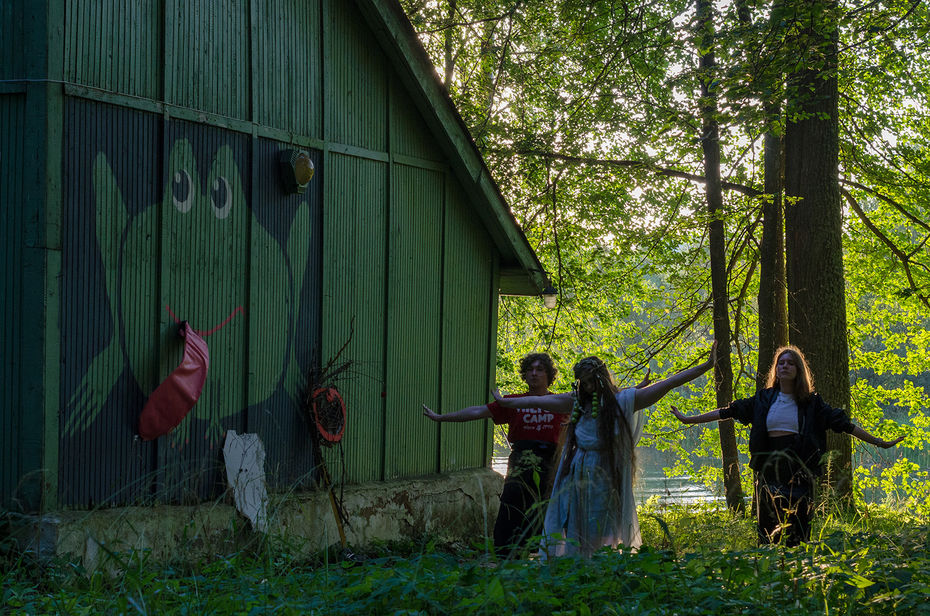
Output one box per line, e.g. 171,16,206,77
510,148,764,197
839,178,930,233
841,187,930,310
840,0,924,53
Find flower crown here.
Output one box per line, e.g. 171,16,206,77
570,358,606,424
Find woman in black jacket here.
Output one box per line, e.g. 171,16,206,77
670,346,904,546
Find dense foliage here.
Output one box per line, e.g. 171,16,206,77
400,0,930,511
4,505,928,614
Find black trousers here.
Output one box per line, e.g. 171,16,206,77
493,441,556,557
754,435,814,547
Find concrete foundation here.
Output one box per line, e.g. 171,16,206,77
9,468,503,569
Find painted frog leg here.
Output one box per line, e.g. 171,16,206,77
205,407,226,446
284,202,311,406
171,379,221,449
64,154,129,435
167,408,194,449
167,379,205,449
182,380,225,449
166,401,201,449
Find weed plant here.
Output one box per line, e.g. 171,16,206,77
3,504,929,615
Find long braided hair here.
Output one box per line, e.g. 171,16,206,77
557,356,636,507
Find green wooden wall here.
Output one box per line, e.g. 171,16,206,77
321,1,498,483
1,92,28,508
2,0,505,507
0,1,25,83
1,0,64,511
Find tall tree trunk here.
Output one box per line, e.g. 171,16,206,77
757,108,789,388
784,0,852,500
736,0,789,388
697,0,744,512
735,1,789,522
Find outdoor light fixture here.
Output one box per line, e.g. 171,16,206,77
278,149,315,194
541,285,558,309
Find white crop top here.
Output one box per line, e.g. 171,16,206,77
766,392,799,433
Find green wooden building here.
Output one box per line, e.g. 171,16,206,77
1,0,547,513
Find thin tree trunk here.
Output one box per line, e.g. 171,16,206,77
697,0,744,512
443,0,457,87
783,0,852,501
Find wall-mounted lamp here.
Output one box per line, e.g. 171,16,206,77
278,149,315,194
541,285,558,309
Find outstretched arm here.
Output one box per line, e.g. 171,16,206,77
851,425,905,449
669,405,722,425
633,342,717,411
421,403,491,423
490,389,574,414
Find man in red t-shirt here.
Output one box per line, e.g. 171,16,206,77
422,353,561,557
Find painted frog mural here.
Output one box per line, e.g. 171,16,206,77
64,138,310,444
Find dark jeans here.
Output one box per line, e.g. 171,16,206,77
754,435,814,547
493,441,556,557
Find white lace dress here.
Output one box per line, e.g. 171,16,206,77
540,387,644,558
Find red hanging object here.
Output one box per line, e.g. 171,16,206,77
311,387,347,444
138,321,210,441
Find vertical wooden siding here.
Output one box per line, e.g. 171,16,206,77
59,0,391,145
321,153,388,484
254,0,323,138
58,99,161,505
58,99,323,504
155,120,251,501
0,1,25,81
391,85,443,162
384,164,444,479
63,0,250,119
439,187,496,472
1,94,26,506
45,0,506,505
63,0,163,100
247,139,322,489
326,0,388,152
165,0,251,120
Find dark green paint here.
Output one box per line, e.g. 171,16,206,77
3,0,545,507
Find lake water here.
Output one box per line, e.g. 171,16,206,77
492,443,930,506
491,451,722,506
635,470,722,505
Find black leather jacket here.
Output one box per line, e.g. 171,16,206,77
719,387,855,473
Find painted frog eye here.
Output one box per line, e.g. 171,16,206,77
211,177,232,219
172,169,193,213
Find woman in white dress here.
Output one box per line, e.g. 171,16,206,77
492,343,716,558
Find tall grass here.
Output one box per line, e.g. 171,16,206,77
3,503,928,615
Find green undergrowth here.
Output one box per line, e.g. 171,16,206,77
3,504,929,615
